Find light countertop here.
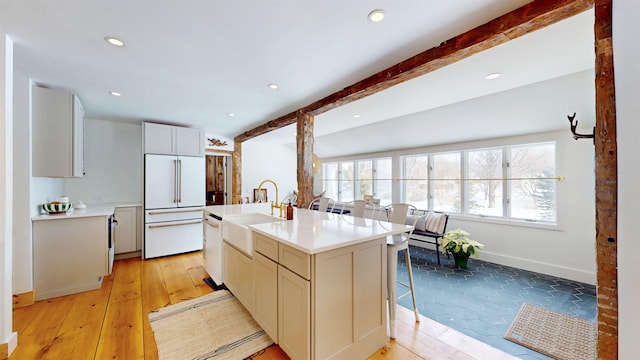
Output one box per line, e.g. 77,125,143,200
204,203,413,254
32,202,142,221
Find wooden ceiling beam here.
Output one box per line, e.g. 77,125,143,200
234,0,593,143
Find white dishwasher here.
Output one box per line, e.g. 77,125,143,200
203,212,223,286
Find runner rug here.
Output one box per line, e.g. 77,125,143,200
504,303,596,360
149,290,273,360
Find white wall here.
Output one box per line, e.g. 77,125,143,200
1,32,18,356
242,140,297,204
613,0,640,357
62,118,142,204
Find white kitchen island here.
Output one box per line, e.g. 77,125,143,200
204,203,413,360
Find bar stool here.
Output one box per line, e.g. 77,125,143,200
384,203,420,339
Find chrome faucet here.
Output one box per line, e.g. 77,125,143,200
257,179,281,217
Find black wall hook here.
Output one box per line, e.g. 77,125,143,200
567,112,595,143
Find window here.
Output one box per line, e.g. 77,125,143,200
325,141,556,224
432,152,461,213
402,155,428,209
322,157,392,204
508,143,556,221
466,148,503,216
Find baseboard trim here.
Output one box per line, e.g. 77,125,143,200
115,250,141,261
409,241,596,285
12,290,35,308
0,332,18,359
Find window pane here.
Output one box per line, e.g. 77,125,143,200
339,161,354,202
467,149,503,216
403,155,428,209
355,160,372,200
374,158,392,206
323,163,339,200
433,152,461,213
509,143,556,221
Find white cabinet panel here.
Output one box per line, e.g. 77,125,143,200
144,122,176,155
223,242,254,313
176,127,206,157
278,265,310,360
253,252,278,342
33,216,108,300
32,85,84,178
114,206,139,254
144,122,205,156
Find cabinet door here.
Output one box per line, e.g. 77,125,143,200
32,85,75,177
144,122,176,155
114,207,138,254
254,252,278,341
177,156,205,208
176,127,205,157
223,242,237,294
145,154,177,209
278,265,310,360
236,249,254,313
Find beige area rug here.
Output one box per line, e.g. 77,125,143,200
504,303,596,360
149,290,273,360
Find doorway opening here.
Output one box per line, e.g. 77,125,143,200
206,153,231,205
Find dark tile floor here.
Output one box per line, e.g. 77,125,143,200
396,246,597,360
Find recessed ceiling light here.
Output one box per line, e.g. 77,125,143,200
109,91,121,96
268,83,279,90
368,9,385,23
104,36,125,47
353,114,361,118
227,113,235,117
486,72,502,80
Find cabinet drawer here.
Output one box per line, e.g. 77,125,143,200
254,233,278,261
279,243,310,280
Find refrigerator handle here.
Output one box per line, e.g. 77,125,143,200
178,159,182,203
173,159,178,203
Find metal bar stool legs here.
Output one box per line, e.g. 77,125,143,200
387,241,420,339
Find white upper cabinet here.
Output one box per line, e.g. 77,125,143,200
32,85,84,178
144,122,205,157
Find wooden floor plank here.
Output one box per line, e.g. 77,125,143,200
10,295,77,359
40,272,114,360
141,257,170,360
10,250,514,360
159,254,203,303
95,258,144,360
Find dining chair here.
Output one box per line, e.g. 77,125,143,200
384,203,420,339
308,197,335,213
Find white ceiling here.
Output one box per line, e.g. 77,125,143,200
0,1,594,157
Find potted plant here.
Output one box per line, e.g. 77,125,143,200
440,229,484,268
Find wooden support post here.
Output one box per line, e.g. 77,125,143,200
231,142,242,204
594,0,617,358
296,111,314,208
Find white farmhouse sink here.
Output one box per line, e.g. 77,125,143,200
222,213,283,256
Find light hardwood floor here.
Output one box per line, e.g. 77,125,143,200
10,251,516,360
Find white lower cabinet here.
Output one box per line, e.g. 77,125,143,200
252,232,387,360
223,241,254,312
253,252,279,341
278,264,310,360
33,216,109,301
114,206,141,254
